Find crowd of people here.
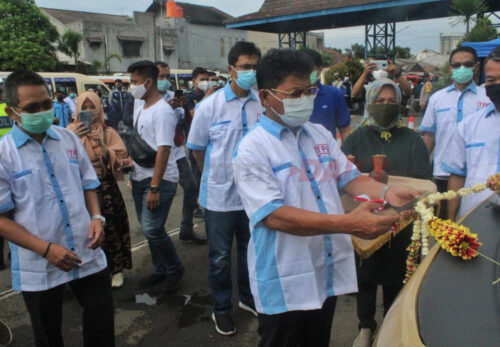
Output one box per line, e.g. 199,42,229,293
0,40,499,347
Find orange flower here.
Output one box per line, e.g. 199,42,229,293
486,173,500,191
429,218,482,260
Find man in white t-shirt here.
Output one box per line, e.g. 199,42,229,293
127,61,184,291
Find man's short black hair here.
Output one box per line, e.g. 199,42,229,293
208,71,217,77
486,46,500,64
115,79,122,83
301,48,323,69
192,67,209,80
449,46,478,63
228,41,261,66
155,61,169,68
4,70,49,106
127,60,159,83
257,49,313,90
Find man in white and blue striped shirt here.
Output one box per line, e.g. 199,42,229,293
233,49,419,347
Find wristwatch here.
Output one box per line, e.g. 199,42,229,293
149,186,160,193
92,214,106,226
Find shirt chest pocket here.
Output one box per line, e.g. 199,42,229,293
465,142,490,171
436,107,456,128
208,121,231,184
272,160,301,206
11,168,45,201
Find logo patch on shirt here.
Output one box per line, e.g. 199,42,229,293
67,149,77,160
322,105,328,109
477,101,490,109
314,144,330,157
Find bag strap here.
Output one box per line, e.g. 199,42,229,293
134,109,143,131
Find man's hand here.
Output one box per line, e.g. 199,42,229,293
45,244,82,272
147,190,160,210
384,185,421,207
168,98,181,109
363,59,377,75
204,85,218,98
386,58,396,74
178,96,188,109
87,219,105,250
347,202,401,240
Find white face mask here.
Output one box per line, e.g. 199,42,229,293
198,81,209,92
130,80,148,99
268,91,316,128
372,70,388,80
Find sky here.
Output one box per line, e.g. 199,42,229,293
36,0,498,54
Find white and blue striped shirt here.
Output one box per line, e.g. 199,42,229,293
233,115,361,314
0,124,107,291
187,83,263,212
420,82,490,177
442,104,500,219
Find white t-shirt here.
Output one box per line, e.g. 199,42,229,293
131,98,179,183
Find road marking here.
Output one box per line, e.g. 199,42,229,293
0,223,200,301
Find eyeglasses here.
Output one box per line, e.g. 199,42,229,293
271,87,319,98
450,61,476,69
15,99,53,114
234,64,258,70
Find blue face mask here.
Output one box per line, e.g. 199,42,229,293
452,66,474,84
232,67,257,91
157,80,171,92
13,108,54,134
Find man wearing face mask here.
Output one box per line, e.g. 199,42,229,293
187,41,263,336
443,47,500,221
302,49,351,140
54,90,73,128
420,46,491,218
64,87,78,115
185,67,210,119
108,79,133,129
0,70,113,346
232,49,420,347
127,61,185,290
155,61,207,244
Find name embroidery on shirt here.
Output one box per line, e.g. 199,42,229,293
477,101,490,109
314,144,330,158
67,149,77,160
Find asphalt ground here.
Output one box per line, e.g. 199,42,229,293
0,115,423,346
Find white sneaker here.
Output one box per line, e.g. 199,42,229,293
238,301,258,317
112,272,124,288
352,328,372,347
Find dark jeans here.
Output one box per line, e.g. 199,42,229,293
22,269,114,347
434,178,449,219
257,296,337,347
204,209,253,314
356,281,402,331
177,157,197,230
132,178,182,276
188,150,201,205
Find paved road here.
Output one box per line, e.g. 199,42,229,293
0,114,425,346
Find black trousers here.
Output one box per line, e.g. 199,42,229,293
434,178,449,219
257,296,337,347
177,156,197,230
357,281,402,331
22,268,115,347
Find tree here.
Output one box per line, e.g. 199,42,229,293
449,0,489,35
325,59,364,86
465,17,498,42
321,51,334,67
0,0,59,71
350,43,365,59
58,29,83,70
104,54,122,73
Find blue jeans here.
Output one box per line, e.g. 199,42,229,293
205,209,254,314
132,178,182,276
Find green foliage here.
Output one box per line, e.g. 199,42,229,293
325,59,364,86
350,43,365,59
321,51,334,67
395,46,411,59
465,17,498,42
0,0,59,71
449,0,489,34
58,29,82,68
432,62,452,92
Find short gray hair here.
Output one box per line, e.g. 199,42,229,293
4,70,49,107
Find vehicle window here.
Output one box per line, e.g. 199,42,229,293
177,74,192,90
54,78,77,96
44,78,54,99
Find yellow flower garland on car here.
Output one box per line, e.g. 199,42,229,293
404,174,500,284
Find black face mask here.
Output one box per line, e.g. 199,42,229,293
57,95,64,101
486,83,500,110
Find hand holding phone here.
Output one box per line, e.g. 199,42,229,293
79,110,92,132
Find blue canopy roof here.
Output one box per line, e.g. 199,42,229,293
462,38,500,58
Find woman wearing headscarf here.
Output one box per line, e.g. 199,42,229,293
68,91,133,288
341,79,432,347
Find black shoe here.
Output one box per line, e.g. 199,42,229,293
179,229,207,244
238,301,258,317
211,313,236,336
193,207,204,218
165,265,185,292
139,273,166,287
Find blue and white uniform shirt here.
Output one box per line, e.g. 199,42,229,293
0,124,106,291
420,83,490,177
187,83,263,212
233,115,361,315
442,104,500,219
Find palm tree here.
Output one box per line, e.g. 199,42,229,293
104,54,122,72
58,29,83,69
449,0,489,35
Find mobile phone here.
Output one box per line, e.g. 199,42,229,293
79,110,92,132
174,89,183,98
372,60,388,70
